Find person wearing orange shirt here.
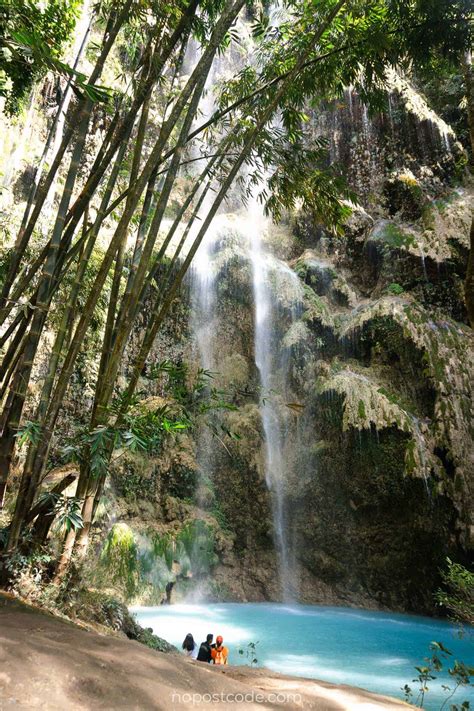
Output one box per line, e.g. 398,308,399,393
211,635,228,665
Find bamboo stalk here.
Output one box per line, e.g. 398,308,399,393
0,3,130,321
6,135,132,548
54,1,248,567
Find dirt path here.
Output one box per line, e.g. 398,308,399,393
0,593,411,710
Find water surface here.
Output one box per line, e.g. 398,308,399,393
132,603,473,710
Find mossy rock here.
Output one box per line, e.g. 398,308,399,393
369,220,416,251
383,173,427,220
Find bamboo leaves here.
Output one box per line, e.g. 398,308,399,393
13,419,41,449
7,29,113,104
36,492,84,533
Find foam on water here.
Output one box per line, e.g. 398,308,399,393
131,602,474,710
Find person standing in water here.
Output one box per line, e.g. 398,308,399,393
197,633,214,663
211,635,228,665
182,633,198,659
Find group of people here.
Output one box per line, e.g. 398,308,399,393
182,633,229,665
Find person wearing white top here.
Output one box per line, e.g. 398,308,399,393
182,633,198,659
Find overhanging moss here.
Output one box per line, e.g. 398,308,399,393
316,367,436,484
336,297,474,496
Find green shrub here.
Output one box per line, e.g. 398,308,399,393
99,523,139,597
435,558,474,626
387,282,405,295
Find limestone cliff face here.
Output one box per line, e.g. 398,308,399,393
99,79,473,614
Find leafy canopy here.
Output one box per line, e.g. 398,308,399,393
0,0,81,114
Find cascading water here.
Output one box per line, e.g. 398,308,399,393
185,46,226,596
246,200,303,600
190,226,217,372
185,7,305,600
182,27,302,601
187,39,225,374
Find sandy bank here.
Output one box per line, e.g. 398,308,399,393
0,593,411,710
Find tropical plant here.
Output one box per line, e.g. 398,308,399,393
402,641,473,710
238,640,260,667
0,0,83,114
435,558,474,627
36,491,84,533
99,522,138,597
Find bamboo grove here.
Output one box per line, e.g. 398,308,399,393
0,0,471,582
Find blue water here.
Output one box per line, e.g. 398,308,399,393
132,603,474,709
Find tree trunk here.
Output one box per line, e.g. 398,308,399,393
44,0,247,449
0,3,126,322
465,215,474,328
0,106,92,500
6,136,131,549
461,51,474,326
6,213,93,550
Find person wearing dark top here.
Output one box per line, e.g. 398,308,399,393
197,633,214,663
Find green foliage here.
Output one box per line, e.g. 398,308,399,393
59,397,192,477
136,535,176,594
387,282,405,295
98,519,219,601
54,496,83,533
402,641,473,709
114,465,157,502
37,491,84,532
376,223,416,250
147,359,236,415
435,559,474,626
150,532,175,572
14,419,41,448
0,0,82,114
100,523,138,597
161,460,197,499
177,519,218,577
238,640,260,667
384,175,426,220
146,359,240,444
3,547,54,596
133,623,177,653
211,503,230,533
414,54,469,150
99,594,125,630
266,151,354,233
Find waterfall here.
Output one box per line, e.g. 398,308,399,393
249,228,300,600
190,226,217,372
184,7,304,601
187,32,220,372
185,42,223,567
